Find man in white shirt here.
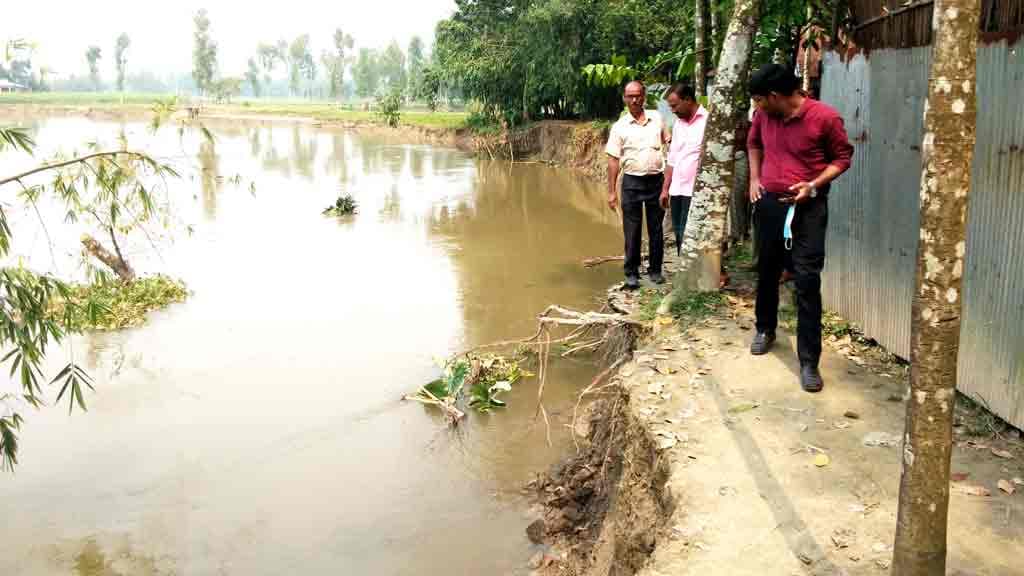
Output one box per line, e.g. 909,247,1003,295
660,83,708,255
606,81,668,290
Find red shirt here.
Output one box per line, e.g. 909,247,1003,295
747,98,853,195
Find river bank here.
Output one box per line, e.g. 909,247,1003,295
526,260,1024,576
0,100,612,184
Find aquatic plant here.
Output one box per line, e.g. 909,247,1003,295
49,274,190,332
408,354,532,421
323,194,358,216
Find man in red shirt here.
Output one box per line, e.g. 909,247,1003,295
746,64,853,392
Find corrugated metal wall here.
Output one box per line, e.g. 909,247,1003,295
821,40,1024,429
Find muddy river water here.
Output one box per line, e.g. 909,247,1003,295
0,116,622,575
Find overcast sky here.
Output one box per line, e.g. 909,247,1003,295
4,0,456,79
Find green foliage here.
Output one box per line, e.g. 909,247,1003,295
0,116,185,470
0,126,34,155
192,9,218,95
379,41,407,93
434,0,696,122
288,35,315,97
669,291,727,322
376,88,402,127
322,193,358,216
353,48,379,98
407,36,426,96
211,77,243,103
414,64,443,112
637,289,666,321
418,354,532,414
50,275,189,332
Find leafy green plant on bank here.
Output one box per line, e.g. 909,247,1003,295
375,88,402,127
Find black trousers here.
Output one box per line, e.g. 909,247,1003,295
670,195,692,256
755,194,828,366
621,174,665,277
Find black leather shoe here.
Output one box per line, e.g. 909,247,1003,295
623,275,641,290
648,272,666,285
750,331,776,355
800,364,824,393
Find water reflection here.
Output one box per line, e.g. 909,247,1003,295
0,116,622,576
199,137,220,219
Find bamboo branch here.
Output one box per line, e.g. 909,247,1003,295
0,151,151,188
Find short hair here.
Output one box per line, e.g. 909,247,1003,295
668,82,697,101
748,64,800,96
624,80,646,94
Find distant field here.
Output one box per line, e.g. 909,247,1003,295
0,92,469,130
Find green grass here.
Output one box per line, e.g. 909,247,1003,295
0,92,170,106
670,291,727,322
0,93,470,130
726,242,754,268
636,289,665,321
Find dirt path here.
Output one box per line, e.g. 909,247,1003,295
535,293,1023,575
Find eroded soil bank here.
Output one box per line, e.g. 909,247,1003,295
526,287,1024,576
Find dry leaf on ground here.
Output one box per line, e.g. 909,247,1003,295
957,485,992,497
991,447,1014,460
814,453,831,467
998,480,1015,495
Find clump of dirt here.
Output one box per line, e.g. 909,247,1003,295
526,388,675,576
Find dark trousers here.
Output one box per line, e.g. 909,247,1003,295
755,194,828,366
621,174,665,277
670,195,692,256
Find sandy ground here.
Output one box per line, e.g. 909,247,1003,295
606,305,1023,576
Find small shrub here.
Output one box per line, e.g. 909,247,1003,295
323,194,358,216
375,89,402,127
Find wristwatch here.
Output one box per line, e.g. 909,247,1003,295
809,185,818,198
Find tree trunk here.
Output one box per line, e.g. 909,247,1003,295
710,0,720,66
892,0,978,573
673,0,762,292
695,0,709,97
801,7,814,92
81,234,136,282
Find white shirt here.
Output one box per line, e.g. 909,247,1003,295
605,111,666,176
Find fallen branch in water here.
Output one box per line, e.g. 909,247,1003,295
406,305,646,446
582,254,648,268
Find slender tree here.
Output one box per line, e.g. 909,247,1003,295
407,36,426,96
246,57,261,97
353,48,379,97
323,29,353,100
380,40,407,93
257,42,283,95
892,0,979,573
695,0,710,96
192,9,218,96
672,0,762,293
114,33,130,94
85,45,102,91
287,35,312,97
